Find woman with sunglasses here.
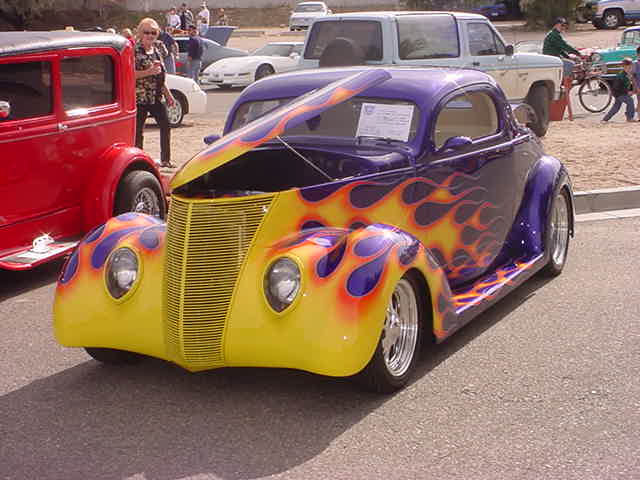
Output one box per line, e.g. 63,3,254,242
134,18,176,168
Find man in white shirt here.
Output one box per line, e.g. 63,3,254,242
166,7,180,29
197,3,210,35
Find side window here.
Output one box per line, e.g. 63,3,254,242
0,61,52,120
304,20,383,61
397,14,460,60
61,55,115,112
433,91,499,150
467,22,505,56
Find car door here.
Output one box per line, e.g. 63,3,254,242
463,20,517,100
413,86,526,289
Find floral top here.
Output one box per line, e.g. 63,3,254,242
134,40,168,105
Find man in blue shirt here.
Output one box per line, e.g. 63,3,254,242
158,26,178,74
187,24,203,84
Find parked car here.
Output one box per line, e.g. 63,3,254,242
0,31,165,271
475,1,510,20
590,25,640,80
201,42,303,88
592,0,640,29
164,73,207,126
174,36,248,76
289,1,332,31
298,11,563,137
53,67,574,393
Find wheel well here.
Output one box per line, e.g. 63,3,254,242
405,268,436,345
527,81,553,102
170,89,188,114
113,160,161,214
604,8,624,17
561,185,576,238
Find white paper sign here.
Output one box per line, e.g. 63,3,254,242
355,103,414,142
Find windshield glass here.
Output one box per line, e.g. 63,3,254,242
253,44,295,56
295,3,324,12
231,96,420,143
397,15,460,60
621,30,640,45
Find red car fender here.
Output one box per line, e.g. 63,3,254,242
81,143,162,231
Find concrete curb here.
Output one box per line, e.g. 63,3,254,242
574,186,640,214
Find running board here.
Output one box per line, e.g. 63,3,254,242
0,240,78,271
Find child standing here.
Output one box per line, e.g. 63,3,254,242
634,46,640,119
602,57,636,122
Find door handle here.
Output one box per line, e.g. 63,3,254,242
472,61,480,67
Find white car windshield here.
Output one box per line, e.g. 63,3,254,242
295,4,324,12
253,44,296,57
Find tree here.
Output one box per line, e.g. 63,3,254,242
0,0,56,29
523,0,581,28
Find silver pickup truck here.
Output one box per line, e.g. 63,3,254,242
298,11,563,136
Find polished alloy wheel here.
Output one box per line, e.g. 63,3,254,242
382,278,419,377
550,193,570,266
167,100,183,126
133,187,161,217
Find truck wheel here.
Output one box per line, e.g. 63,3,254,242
525,85,549,137
355,273,424,393
593,19,604,29
85,347,144,364
540,189,571,277
167,90,186,127
603,9,623,29
114,170,166,219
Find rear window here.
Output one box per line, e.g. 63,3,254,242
304,20,383,61
0,61,52,120
397,15,460,60
61,55,115,112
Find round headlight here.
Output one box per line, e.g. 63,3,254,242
264,258,301,312
106,247,139,299
591,53,601,62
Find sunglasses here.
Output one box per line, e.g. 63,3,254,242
142,30,158,35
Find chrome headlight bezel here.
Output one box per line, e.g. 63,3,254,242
264,257,301,313
105,247,140,300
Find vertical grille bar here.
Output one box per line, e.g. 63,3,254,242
164,195,274,368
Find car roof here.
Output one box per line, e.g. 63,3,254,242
0,31,127,58
318,10,486,20
229,66,498,125
623,26,640,32
175,36,218,45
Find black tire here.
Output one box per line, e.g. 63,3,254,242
525,84,550,137
85,347,144,365
355,272,424,393
540,189,571,277
593,19,604,29
167,90,186,128
578,78,613,113
603,9,623,29
114,170,166,219
255,64,274,81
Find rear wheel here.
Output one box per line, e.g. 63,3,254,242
167,90,186,127
540,189,571,277
355,273,424,393
255,64,274,81
603,9,623,29
85,347,144,365
525,84,549,137
578,78,612,113
114,170,166,219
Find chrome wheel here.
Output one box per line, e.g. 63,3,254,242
382,278,419,378
166,94,184,127
549,192,570,266
604,11,621,28
578,78,612,113
132,187,161,217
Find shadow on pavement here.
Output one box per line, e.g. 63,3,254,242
0,258,65,303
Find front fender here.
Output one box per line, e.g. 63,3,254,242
54,213,167,358
223,223,456,376
81,144,160,231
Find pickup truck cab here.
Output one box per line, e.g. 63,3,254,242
298,11,563,137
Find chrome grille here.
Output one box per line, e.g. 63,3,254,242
165,194,274,368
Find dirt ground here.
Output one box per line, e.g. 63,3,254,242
144,25,640,192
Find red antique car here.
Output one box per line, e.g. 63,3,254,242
0,31,166,270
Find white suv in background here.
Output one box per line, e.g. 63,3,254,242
593,0,640,29
289,2,332,31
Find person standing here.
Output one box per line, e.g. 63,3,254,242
197,2,210,34
179,3,195,30
602,57,636,123
634,46,640,119
166,7,181,30
134,17,176,168
159,26,178,74
187,24,203,84
216,8,229,26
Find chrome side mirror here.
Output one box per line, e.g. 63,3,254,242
0,100,10,119
512,103,537,126
438,136,473,154
204,134,221,144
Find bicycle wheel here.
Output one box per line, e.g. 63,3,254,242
578,78,613,113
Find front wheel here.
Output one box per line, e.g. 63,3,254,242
114,170,166,219
85,347,144,365
603,9,623,29
167,90,186,127
255,64,275,81
355,273,423,393
578,78,612,113
540,189,571,277
525,85,549,137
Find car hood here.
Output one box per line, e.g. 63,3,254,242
171,68,392,189
595,45,635,57
513,52,563,67
290,12,326,18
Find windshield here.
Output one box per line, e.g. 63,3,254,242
295,3,324,12
253,44,297,56
231,96,420,143
621,30,640,45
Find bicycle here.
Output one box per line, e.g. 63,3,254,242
572,53,613,114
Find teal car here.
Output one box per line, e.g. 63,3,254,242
594,26,640,80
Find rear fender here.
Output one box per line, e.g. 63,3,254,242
81,144,161,231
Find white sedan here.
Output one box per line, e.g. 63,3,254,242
201,42,303,89
164,74,207,127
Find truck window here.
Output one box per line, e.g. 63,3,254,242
304,20,383,61
467,22,506,56
397,14,460,60
0,61,52,120
61,55,115,112
433,91,498,149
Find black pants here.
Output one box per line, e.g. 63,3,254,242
135,102,171,164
